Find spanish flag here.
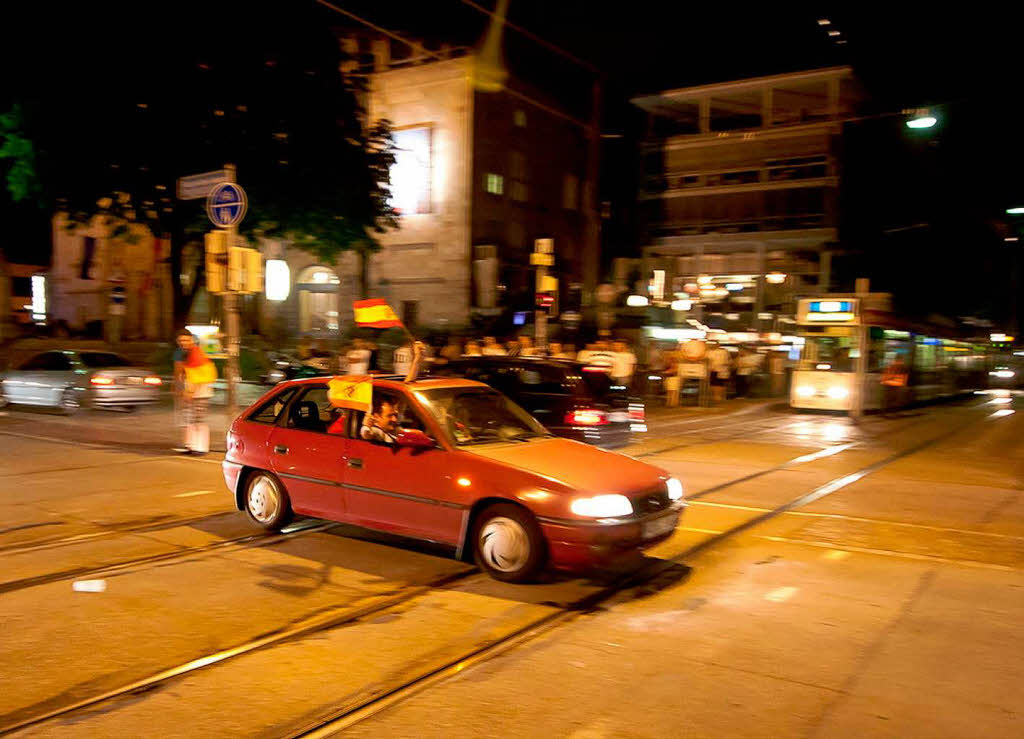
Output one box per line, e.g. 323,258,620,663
353,298,403,329
328,375,372,412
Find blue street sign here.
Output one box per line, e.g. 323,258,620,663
206,182,248,227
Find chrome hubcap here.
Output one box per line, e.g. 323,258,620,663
248,476,280,524
479,517,530,573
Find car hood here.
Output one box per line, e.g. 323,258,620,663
461,437,665,495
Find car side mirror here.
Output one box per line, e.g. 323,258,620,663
395,429,435,449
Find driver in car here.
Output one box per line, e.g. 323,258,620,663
360,397,402,444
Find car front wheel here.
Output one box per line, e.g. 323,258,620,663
244,471,293,531
472,503,546,583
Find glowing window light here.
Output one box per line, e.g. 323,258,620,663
765,272,786,284
389,127,432,215
265,260,290,301
31,275,46,320
626,294,649,307
671,299,691,311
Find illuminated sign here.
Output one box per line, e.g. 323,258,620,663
31,275,46,320
809,301,853,313
921,337,941,345
265,260,290,302
806,312,855,322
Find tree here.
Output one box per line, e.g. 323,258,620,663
0,2,399,325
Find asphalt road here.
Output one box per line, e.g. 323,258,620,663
0,394,1020,737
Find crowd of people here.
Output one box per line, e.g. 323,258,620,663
294,333,791,406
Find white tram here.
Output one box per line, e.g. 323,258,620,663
790,297,987,412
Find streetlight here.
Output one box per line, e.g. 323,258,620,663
906,115,937,129
905,108,937,129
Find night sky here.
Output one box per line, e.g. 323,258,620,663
3,2,1021,325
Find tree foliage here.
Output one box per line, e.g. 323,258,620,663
0,2,398,302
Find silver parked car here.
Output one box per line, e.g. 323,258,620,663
0,350,163,413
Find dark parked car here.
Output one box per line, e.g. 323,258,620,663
429,356,645,448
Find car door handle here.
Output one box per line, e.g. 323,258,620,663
347,458,363,469
274,445,289,455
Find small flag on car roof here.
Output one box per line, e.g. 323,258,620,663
328,375,372,413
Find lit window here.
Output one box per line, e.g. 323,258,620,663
388,126,432,215
514,110,527,127
486,173,504,195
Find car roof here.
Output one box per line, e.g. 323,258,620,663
276,376,489,392
442,356,584,369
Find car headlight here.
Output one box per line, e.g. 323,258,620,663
827,386,849,399
796,385,815,398
666,477,684,501
570,494,633,518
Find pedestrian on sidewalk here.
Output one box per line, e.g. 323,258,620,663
611,340,637,389
482,336,506,356
174,328,217,455
344,339,371,375
706,341,732,404
735,346,761,398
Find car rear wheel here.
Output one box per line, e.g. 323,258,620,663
472,503,546,583
244,471,293,531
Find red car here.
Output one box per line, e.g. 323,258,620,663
222,377,685,582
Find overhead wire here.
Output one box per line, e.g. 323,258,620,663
311,0,589,128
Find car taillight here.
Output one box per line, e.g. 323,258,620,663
582,366,609,373
143,376,162,386
566,409,609,426
628,405,645,421
90,376,114,386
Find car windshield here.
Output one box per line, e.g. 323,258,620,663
78,352,133,368
415,387,550,445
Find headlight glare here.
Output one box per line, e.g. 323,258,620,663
796,385,815,398
666,477,684,501
570,494,633,518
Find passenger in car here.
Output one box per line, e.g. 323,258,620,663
360,397,401,444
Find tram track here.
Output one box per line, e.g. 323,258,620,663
0,518,336,596
0,398,993,737
285,402,994,737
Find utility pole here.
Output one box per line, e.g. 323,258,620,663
222,164,240,418
850,277,870,421
532,238,555,351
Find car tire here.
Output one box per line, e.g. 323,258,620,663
472,503,546,583
244,471,293,531
60,388,82,415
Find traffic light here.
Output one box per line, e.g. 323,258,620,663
228,246,263,293
205,231,227,293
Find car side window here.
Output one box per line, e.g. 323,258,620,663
248,388,298,425
19,353,49,371
286,386,344,434
352,389,429,441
